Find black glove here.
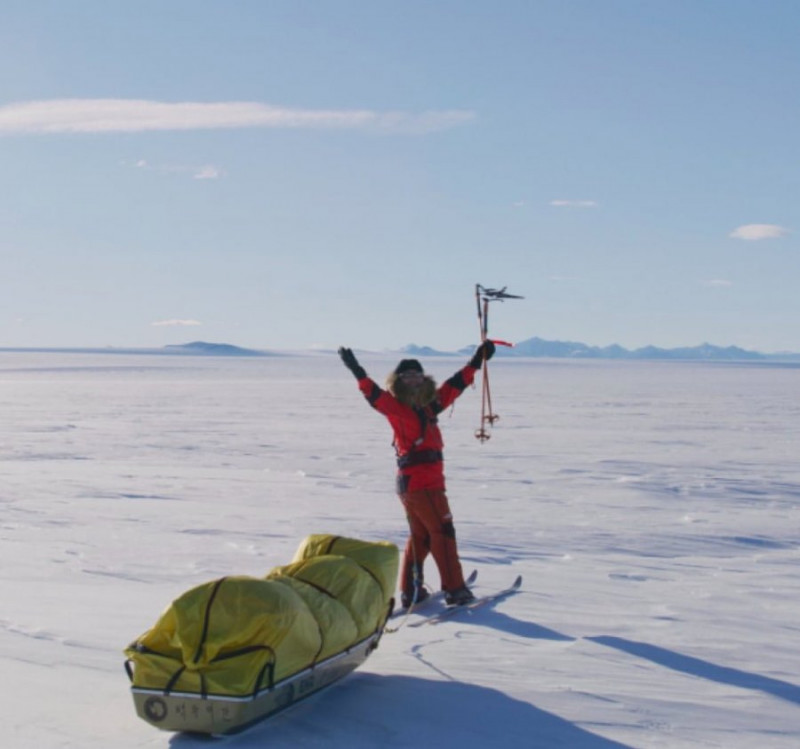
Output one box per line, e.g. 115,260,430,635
468,340,496,369
338,347,367,380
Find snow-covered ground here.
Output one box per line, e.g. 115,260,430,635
2,351,799,748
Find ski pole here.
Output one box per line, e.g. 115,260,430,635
474,284,523,442
478,295,497,441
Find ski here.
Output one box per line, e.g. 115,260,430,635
391,569,478,619
407,574,522,627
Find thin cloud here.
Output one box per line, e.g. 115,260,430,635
0,99,475,136
550,199,598,208
729,224,789,240
703,279,733,287
151,319,202,327
126,159,223,179
194,165,222,180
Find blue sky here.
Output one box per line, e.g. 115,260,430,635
1,1,797,353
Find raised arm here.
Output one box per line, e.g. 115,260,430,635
338,346,367,380
436,340,496,411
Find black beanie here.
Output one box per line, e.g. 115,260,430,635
394,359,423,375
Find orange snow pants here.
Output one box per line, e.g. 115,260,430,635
399,488,467,594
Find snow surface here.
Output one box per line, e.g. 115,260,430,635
2,351,800,748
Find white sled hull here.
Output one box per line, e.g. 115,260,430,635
130,632,381,735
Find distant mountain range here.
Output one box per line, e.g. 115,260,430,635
3,339,798,361
404,337,800,362
0,341,276,358
163,341,268,357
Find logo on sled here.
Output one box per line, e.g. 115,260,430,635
144,696,168,723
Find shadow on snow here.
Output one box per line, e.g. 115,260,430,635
459,606,576,641
168,672,632,748
589,636,800,705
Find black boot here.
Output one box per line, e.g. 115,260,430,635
401,586,430,609
444,585,475,606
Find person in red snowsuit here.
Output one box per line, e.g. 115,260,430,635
338,342,495,607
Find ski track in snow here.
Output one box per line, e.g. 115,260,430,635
2,352,800,747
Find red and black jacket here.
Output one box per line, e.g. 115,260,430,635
357,364,478,493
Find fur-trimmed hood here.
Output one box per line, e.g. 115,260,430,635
385,371,438,408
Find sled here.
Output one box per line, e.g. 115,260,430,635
124,535,398,735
